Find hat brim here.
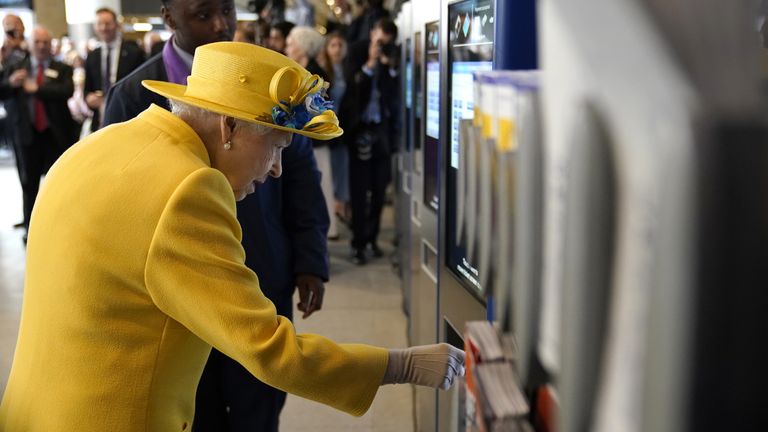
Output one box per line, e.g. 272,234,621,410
142,80,343,141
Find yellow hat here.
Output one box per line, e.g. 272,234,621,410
142,41,342,140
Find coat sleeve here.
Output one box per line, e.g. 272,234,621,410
0,68,15,100
0,59,25,100
144,167,386,416
282,135,331,281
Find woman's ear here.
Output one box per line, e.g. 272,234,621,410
219,116,237,144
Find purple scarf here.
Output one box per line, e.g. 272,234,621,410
162,36,191,85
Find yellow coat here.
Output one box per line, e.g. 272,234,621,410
0,105,388,431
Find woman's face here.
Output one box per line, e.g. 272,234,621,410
211,123,292,201
268,28,287,54
326,37,345,64
285,35,304,63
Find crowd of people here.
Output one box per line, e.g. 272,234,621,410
1,0,399,267
0,1,415,431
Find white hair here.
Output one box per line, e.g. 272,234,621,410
169,99,272,136
288,26,325,59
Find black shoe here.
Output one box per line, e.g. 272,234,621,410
13,221,25,229
351,248,367,265
370,243,383,258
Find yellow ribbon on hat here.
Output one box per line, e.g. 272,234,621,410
303,110,340,134
267,66,339,134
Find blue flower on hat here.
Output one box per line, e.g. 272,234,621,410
305,92,334,116
272,91,334,130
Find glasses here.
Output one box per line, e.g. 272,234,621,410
5,30,22,39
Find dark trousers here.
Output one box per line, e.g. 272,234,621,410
349,153,391,250
193,296,292,432
13,127,59,229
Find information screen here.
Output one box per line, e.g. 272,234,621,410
404,38,413,152
414,32,423,151
445,0,494,294
424,21,441,212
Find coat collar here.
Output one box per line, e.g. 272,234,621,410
138,104,211,166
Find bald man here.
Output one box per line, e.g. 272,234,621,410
2,14,27,67
0,26,78,239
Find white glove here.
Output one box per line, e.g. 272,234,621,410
381,343,466,390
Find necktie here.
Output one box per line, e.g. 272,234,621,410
103,45,112,94
34,64,48,132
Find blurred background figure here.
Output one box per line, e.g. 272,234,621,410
260,0,286,24
50,37,61,60
319,31,351,227
286,25,339,240
62,46,91,137
346,0,390,44
342,18,399,265
321,0,355,36
284,0,315,27
84,7,144,132
253,19,271,47
1,14,29,229
0,26,78,242
234,22,257,44
56,36,75,61
2,14,28,67
143,31,165,57
267,21,294,54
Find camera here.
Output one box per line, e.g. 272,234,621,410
380,42,398,58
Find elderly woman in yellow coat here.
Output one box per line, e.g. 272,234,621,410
0,42,463,431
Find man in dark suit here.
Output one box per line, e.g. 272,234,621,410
341,18,399,265
84,7,144,131
103,1,329,431
2,14,29,229
0,25,78,238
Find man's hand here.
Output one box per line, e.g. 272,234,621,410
9,69,27,88
85,91,104,109
22,78,37,94
295,274,325,319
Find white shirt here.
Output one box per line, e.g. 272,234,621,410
101,37,122,87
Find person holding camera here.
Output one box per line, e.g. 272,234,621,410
341,18,399,265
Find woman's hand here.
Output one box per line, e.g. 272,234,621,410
382,343,466,390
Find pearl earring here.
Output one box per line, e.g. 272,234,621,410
224,141,232,150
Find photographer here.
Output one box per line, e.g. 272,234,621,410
341,18,399,265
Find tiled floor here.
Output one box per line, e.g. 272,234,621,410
0,149,413,431
0,148,24,405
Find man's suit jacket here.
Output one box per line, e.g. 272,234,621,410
104,53,330,316
0,55,79,152
85,39,145,130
